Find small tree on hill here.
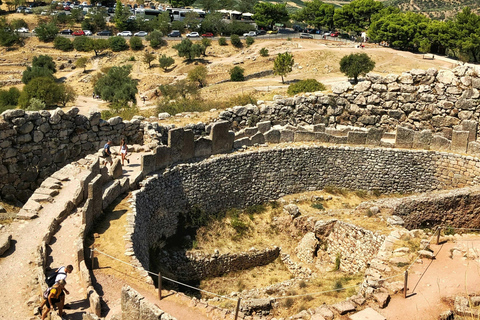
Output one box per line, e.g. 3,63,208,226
92,39,109,56
188,65,208,88
143,52,155,68
200,37,211,56
108,36,129,52
54,36,73,51
129,36,143,50
173,38,202,61
273,52,294,84
75,57,88,72
230,34,242,48
73,36,93,52
146,30,166,48
159,54,174,71
34,22,58,42
229,66,245,81
94,65,138,104
339,52,375,83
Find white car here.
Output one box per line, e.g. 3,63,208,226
83,30,92,36
243,31,256,37
117,31,132,37
186,32,200,37
14,27,29,33
134,31,147,37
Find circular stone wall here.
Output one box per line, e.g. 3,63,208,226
131,145,480,269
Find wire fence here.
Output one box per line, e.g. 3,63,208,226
90,225,480,316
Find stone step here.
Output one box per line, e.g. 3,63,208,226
349,307,386,320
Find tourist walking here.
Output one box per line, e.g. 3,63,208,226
40,279,67,319
103,140,113,166
38,265,73,315
120,138,129,166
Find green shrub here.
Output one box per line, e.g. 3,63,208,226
229,66,245,81
245,204,267,215
129,36,143,50
218,37,227,46
334,253,341,271
284,297,294,308
245,36,254,46
287,79,326,96
444,226,455,236
108,36,129,52
333,279,343,290
54,36,73,51
230,34,242,48
73,36,93,52
147,30,167,48
311,202,324,210
128,56,135,61
259,47,269,57
159,54,175,71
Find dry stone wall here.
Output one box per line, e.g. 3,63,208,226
218,66,480,136
0,108,144,202
132,145,480,270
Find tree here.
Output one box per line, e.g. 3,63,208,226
81,10,107,33
259,47,269,56
58,84,77,107
339,52,375,83
0,87,20,108
188,65,208,88
333,0,384,32
292,0,335,30
22,55,57,84
33,55,56,73
253,2,289,31
245,36,254,46
129,36,143,50
236,0,258,13
146,30,166,48
75,57,88,72
200,37,211,56
19,77,63,108
159,80,198,99
159,54,174,71
35,22,59,42
113,0,130,31
70,8,85,23
173,38,202,61
92,39,109,56
199,12,226,35
54,36,73,51
229,66,245,81
273,52,294,84
148,12,171,35
73,36,93,51
454,7,480,63
109,36,129,52
10,19,28,30
230,34,242,48
218,37,227,46
26,98,46,111
94,65,138,104
143,52,155,68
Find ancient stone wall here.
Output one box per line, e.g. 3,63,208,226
132,145,480,269
218,66,480,136
0,108,144,202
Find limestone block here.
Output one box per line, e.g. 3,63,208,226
313,124,326,132
141,153,156,175
88,174,103,220
329,135,348,144
311,315,326,320
245,127,258,136
332,301,356,315
168,128,195,162
418,250,434,259
332,82,352,94
80,260,92,288
155,145,171,170
194,137,212,158
461,120,478,142
295,232,318,263
431,135,451,151
140,298,164,320
279,129,294,143
88,286,102,316
349,308,386,320
468,141,480,155
210,121,234,154
0,233,11,256
250,132,265,145
412,130,432,150
294,131,316,142
264,129,281,144
315,132,330,143
256,121,272,133
395,126,414,148
366,128,383,146
313,306,334,320
108,159,123,179
241,298,272,314
121,285,142,319
373,292,390,309
233,137,251,148
347,131,367,145
451,130,469,153
283,204,300,218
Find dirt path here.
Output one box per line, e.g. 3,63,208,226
380,237,480,319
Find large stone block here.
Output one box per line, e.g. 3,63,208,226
431,135,451,151
194,137,212,158
88,287,102,316
366,128,383,146
210,121,234,154
108,158,123,179
121,285,142,320
294,131,316,142
233,137,251,148
0,233,11,256
279,129,294,142
315,132,330,143
88,174,103,219
168,128,195,162
451,130,469,153
139,298,164,320
313,124,326,132
461,120,478,142
264,129,281,144
155,145,171,170
250,132,265,145
347,131,367,145
412,130,432,150
256,121,272,133
141,153,156,175
395,126,415,148
468,141,480,155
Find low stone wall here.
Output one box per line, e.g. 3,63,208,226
155,247,280,281
0,108,145,202
132,145,480,270
121,285,176,320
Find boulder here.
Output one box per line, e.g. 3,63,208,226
0,233,11,256
283,204,300,218
295,232,319,263
108,159,123,179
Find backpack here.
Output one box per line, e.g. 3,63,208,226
45,268,66,287
42,287,51,299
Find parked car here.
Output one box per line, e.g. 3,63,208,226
300,33,313,39
243,31,256,37
323,31,331,36
83,30,92,36
186,32,200,37
256,30,266,35
24,8,33,13
16,6,26,12
267,29,278,34
134,31,148,37
167,30,181,37
202,32,214,37
97,30,112,36
117,31,132,37
72,30,85,36
330,32,339,37
14,27,29,33
63,5,71,10
60,29,73,34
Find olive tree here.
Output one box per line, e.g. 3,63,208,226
339,53,375,83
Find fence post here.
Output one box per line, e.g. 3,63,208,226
403,270,408,299
436,227,442,245
234,298,241,320
90,244,95,270
158,272,162,300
